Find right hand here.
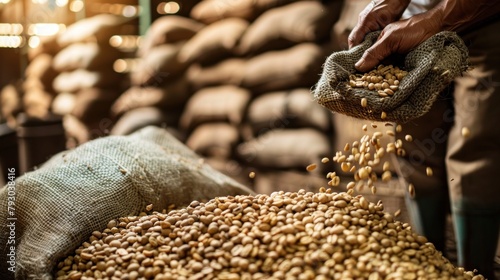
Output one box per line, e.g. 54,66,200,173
348,0,411,49
353,11,443,72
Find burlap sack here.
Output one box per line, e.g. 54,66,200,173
186,122,240,159
0,83,22,127
27,35,61,61
131,44,187,86
202,157,254,191
242,43,330,94
51,92,76,116
57,14,132,47
22,88,54,119
71,88,121,123
190,0,302,24
186,58,246,90
53,42,123,72
179,85,251,131
246,88,331,135
178,18,249,65
0,126,253,279
236,128,331,169
24,54,58,92
138,16,205,57
111,76,191,116
110,107,180,137
53,69,125,93
313,31,469,123
237,1,341,55
62,114,101,145
22,77,52,94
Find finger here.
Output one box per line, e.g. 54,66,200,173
355,37,393,72
347,2,376,49
348,24,373,49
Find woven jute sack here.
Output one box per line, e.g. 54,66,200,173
313,31,468,123
0,126,253,280
236,128,331,170
138,16,204,57
186,122,240,159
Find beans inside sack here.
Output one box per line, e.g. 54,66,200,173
348,64,408,98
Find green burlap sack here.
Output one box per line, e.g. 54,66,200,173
313,31,468,123
0,126,253,280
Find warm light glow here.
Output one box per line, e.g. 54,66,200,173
113,58,139,73
28,23,63,36
110,35,140,49
11,24,23,35
28,36,41,48
122,5,137,17
70,0,84,12
31,0,48,4
56,0,68,7
113,59,128,73
94,3,140,16
0,24,23,35
164,2,180,14
0,0,11,4
157,1,180,14
0,24,8,34
0,36,23,48
59,24,67,33
109,35,123,48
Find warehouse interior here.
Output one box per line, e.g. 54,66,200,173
0,0,499,279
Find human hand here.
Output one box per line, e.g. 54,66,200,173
354,11,443,72
348,0,411,49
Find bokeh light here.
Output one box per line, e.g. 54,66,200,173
157,1,180,15
70,0,84,12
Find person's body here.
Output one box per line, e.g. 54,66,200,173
348,1,500,278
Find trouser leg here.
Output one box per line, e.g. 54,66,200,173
394,92,454,252
446,19,500,279
451,211,499,279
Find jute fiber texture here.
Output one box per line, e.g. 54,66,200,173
0,126,253,280
313,31,468,123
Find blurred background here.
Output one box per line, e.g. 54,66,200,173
2,0,393,196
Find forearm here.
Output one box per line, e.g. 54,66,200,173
433,0,500,33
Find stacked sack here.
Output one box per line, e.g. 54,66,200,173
0,35,61,128
188,0,343,192
50,14,135,145
112,0,343,191
22,54,59,120
110,15,204,137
